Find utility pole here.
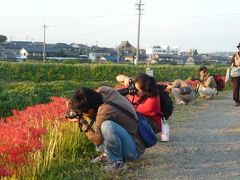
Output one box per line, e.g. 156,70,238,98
135,0,144,65
85,41,88,60
43,24,48,62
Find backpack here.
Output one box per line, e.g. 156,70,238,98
157,84,174,120
213,74,225,91
105,101,157,148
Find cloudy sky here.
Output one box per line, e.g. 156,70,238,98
1,0,239,52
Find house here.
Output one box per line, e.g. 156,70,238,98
88,46,117,61
70,43,89,59
20,47,62,60
1,41,32,60
146,46,179,56
0,46,6,59
146,45,180,64
115,41,136,60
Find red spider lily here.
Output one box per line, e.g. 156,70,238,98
0,96,69,178
0,166,14,177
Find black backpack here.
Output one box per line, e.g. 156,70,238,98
157,84,174,120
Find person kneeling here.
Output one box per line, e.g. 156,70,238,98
167,79,196,105
67,86,145,172
198,66,217,99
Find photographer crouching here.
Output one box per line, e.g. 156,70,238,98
65,86,145,172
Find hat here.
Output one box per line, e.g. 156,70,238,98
237,42,240,48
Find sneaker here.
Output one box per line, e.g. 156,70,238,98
206,95,214,100
176,101,186,105
104,161,127,172
234,102,240,106
91,153,108,163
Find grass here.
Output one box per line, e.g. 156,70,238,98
15,121,110,180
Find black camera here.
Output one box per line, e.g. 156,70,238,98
191,76,200,81
128,79,137,95
117,79,137,96
65,109,83,119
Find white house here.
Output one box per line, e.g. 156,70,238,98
20,48,28,59
146,46,180,55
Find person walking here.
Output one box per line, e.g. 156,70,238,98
231,42,240,106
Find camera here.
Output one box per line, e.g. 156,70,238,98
191,76,200,81
65,109,83,119
117,79,137,96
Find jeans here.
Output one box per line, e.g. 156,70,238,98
172,88,196,104
198,87,217,98
99,120,138,162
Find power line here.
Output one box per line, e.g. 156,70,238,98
142,12,240,22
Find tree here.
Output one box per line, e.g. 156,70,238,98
193,49,198,56
0,35,7,43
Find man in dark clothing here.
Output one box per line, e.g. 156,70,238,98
231,43,240,106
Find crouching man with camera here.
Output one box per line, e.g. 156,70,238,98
66,86,145,172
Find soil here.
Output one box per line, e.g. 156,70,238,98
125,91,240,180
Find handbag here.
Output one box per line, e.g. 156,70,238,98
105,101,157,148
135,112,157,147
225,67,232,83
230,67,240,77
179,86,191,95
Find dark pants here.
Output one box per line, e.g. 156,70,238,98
232,77,240,103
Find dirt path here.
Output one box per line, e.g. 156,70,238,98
127,92,240,180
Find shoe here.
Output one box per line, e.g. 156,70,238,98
104,160,127,172
176,101,186,105
200,96,207,99
91,153,108,163
206,95,214,100
234,102,240,106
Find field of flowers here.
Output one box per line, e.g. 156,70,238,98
0,97,109,179
0,61,229,179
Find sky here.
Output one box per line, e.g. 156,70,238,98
1,0,240,53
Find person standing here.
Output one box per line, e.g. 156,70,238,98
231,43,240,106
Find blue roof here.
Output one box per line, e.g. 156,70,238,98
102,55,124,62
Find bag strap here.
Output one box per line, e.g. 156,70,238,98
105,101,137,120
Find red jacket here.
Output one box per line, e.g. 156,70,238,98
128,95,163,132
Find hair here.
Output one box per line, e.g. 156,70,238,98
199,66,208,73
69,87,103,113
133,73,158,97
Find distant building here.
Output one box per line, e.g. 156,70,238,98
115,41,136,61
146,45,180,64
0,46,6,59
88,46,116,61
146,46,179,55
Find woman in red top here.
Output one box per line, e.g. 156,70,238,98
116,73,163,133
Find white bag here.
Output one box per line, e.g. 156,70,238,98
230,67,240,77
225,68,232,83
